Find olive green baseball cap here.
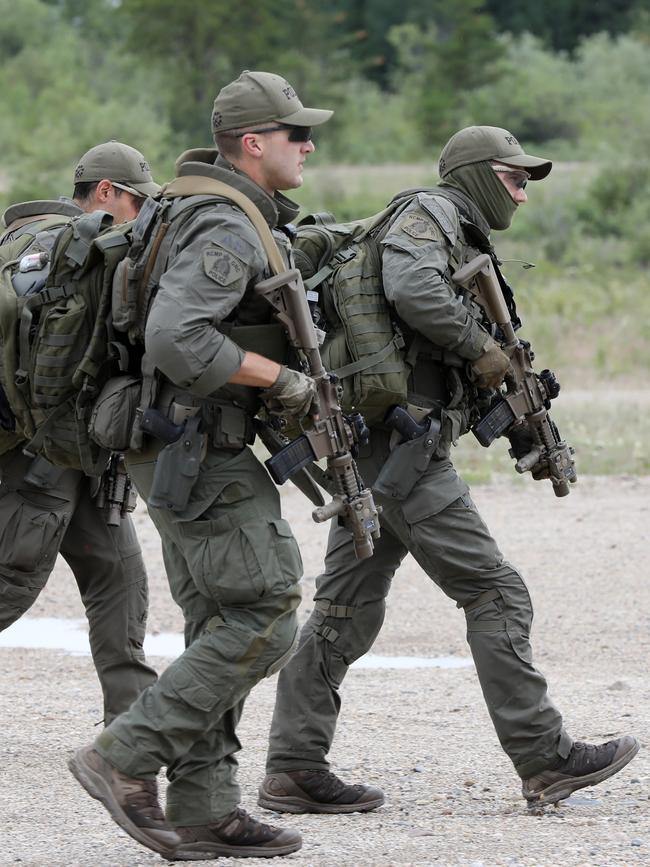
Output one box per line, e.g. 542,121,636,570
211,70,332,135
439,126,552,180
73,141,161,197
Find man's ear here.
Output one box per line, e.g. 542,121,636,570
95,179,113,200
240,133,264,160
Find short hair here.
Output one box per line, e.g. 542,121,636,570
214,131,243,161
72,181,100,203
73,180,129,202
72,181,144,213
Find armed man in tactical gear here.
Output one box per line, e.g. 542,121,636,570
0,141,159,725
69,71,331,861
258,126,639,814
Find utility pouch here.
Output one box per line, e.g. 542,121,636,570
147,415,203,512
23,454,66,489
373,416,441,501
88,375,142,451
203,403,255,449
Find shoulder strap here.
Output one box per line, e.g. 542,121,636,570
162,176,285,275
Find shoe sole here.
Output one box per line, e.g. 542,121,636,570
68,749,177,859
258,790,385,815
524,737,641,807
167,839,302,861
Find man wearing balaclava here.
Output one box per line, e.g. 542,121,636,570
260,126,639,815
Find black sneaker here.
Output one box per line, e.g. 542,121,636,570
258,769,385,814
172,807,301,860
68,745,180,858
522,735,640,806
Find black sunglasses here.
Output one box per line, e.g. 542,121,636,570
227,124,313,143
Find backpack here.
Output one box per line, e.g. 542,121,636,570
291,196,418,426
0,207,135,474
0,208,79,459
0,178,297,473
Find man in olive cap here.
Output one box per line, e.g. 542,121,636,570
259,125,639,815
71,140,161,222
69,72,331,860
0,141,160,725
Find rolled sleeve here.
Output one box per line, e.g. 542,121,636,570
381,201,489,361
145,207,266,394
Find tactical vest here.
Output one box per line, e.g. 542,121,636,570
292,198,419,426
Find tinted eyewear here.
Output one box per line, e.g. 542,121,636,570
228,124,313,143
491,166,530,190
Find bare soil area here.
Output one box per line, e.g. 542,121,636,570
1,474,649,866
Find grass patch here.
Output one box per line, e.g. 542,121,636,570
454,390,650,481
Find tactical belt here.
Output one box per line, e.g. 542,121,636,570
156,383,255,450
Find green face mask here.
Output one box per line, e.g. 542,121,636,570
443,161,518,230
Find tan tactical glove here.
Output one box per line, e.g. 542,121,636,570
262,366,319,420
471,337,511,390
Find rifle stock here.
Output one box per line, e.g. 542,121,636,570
454,254,577,497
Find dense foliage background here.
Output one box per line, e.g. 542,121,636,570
1,0,648,475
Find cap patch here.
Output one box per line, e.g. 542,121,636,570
504,134,519,146
75,165,85,179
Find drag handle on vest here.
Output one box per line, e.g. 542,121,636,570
454,254,576,497
255,268,381,559
141,409,203,512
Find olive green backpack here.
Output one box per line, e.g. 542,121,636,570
293,197,416,426
0,207,78,458
0,208,134,473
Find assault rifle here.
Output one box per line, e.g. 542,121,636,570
255,268,381,560
159,175,381,559
453,254,577,497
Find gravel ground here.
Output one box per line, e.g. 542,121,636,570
1,474,649,866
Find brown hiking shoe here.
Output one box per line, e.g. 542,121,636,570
522,735,640,807
68,744,180,858
172,807,302,860
258,769,385,814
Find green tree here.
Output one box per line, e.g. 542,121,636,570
0,0,172,205
388,0,503,144
460,34,578,143
117,0,353,146
484,0,650,51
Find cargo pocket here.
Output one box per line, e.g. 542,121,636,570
169,666,221,712
401,458,469,525
238,518,302,597
180,515,301,607
0,499,64,574
506,625,534,664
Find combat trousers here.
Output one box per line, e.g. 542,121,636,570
267,431,572,781
96,444,302,826
0,449,156,724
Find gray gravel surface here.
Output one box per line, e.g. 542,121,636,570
1,475,649,866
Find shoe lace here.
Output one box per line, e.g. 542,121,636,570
216,808,277,844
563,740,616,774
119,775,165,821
298,769,353,800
